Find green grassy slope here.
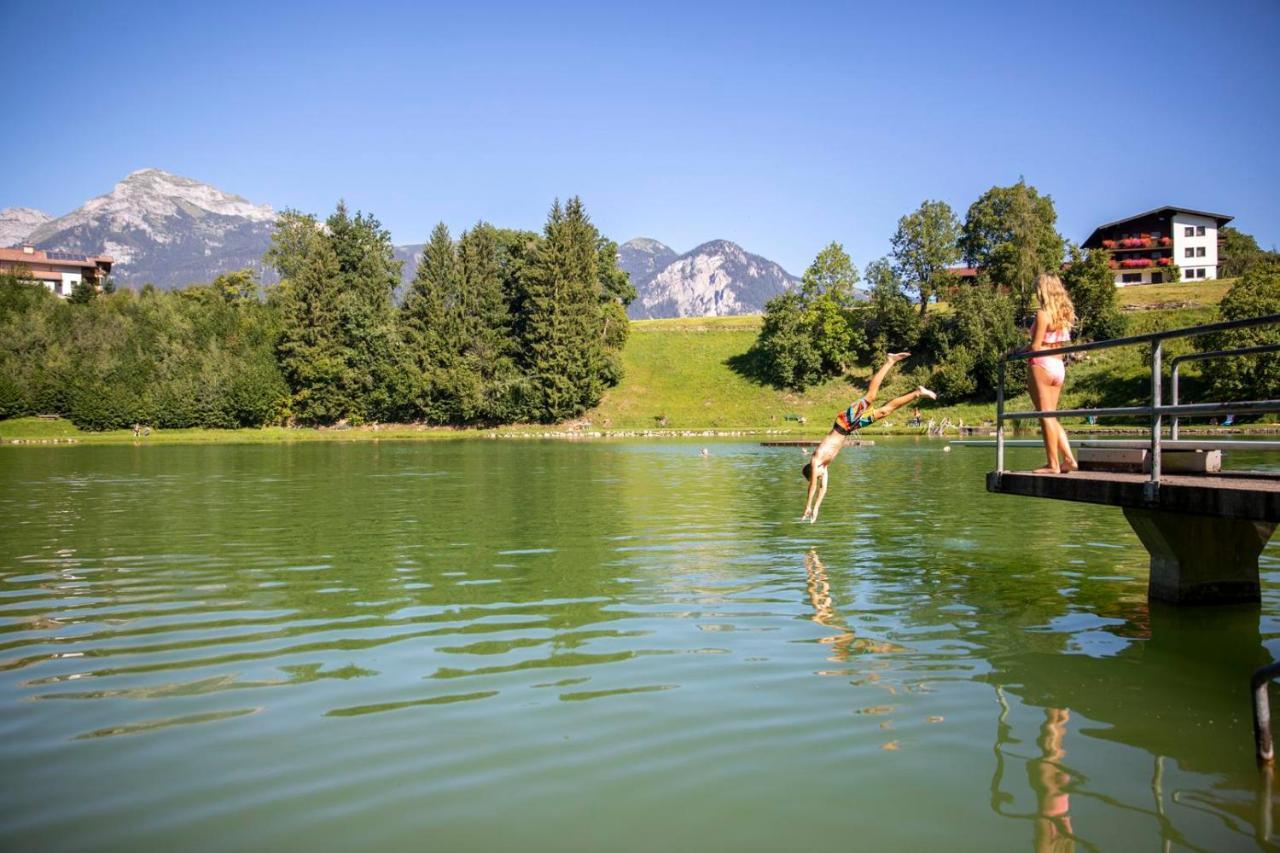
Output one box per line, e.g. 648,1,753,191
587,281,1237,433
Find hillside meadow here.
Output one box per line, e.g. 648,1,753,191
1,279,1259,444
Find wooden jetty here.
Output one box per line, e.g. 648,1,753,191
989,469,1278,605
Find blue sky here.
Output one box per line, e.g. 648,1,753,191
3,0,1278,273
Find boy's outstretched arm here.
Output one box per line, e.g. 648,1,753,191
802,464,820,519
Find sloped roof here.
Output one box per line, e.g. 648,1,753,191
1084,206,1233,248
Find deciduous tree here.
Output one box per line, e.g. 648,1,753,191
889,200,960,315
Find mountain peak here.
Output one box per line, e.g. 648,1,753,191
0,207,53,247
622,237,675,253
688,239,745,255
620,237,797,319
27,169,278,286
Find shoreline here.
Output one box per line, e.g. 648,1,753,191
3,417,1277,447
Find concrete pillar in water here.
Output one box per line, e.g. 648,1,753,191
1123,508,1277,605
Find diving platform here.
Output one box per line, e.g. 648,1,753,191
985,312,1280,606
988,469,1278,605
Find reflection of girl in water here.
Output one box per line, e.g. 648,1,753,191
1029,707,1075,852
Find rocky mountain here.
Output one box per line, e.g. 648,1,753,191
0,207,53,248
24,169,278,289
621,238,799,319
617,238,678,291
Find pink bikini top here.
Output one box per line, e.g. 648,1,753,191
1042,327,1071,345
1030,325,1070,361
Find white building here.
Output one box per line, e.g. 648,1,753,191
1082,206,1232,286
0,245,113,297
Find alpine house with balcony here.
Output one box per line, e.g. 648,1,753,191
1082,206,1232,286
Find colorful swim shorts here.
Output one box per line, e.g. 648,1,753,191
833,397,875,435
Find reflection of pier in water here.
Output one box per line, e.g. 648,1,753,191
800,548,1276,848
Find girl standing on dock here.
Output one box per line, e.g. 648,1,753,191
1027,274,1079,475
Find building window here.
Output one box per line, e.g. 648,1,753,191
1122,273,1142,283
1185,248,1194,258
1196,246,1206,257
1185,226,1195,237
1196,225,1206,236
1184,268,1196,281
1197,268,1206,278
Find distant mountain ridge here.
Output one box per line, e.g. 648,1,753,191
3,169,278,289
4,171,799,314
619,237,798,318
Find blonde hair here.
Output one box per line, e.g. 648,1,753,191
1035,273,1075,332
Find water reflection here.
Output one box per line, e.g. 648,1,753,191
805,549,854,663
1,439,1277,852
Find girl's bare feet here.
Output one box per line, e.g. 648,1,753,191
887,352,911,363
1033,466,1061,474
917,386,937,401
1062,458,1079,473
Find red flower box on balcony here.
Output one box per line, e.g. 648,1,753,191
1160,236,1172,246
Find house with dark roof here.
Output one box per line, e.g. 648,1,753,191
1082,206,1232,286
0,244,113,297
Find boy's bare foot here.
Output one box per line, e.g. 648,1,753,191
887,352,911,364
1032,465,1061,474
917,386,937,401
1062,458,1079,473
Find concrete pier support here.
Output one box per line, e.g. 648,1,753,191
1123,508,1276,605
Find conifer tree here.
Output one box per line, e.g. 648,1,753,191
274,229,356,423
521,198,610,421
324,202,406,421
401,222,459,422
457,223,518,421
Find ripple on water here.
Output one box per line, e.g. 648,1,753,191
0,439,1274,851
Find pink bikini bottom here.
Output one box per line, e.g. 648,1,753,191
1030,356,1065,386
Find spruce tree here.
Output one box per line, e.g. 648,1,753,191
325,202,406,421
401,223,459,422
274,230,356,424
457,223,518,422
521,198,609,421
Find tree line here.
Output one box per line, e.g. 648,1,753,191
0,197,634,429
750,179,1279,403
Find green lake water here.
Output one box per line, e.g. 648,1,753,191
2,438,1278,851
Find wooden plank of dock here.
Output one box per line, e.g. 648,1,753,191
987,469,1280,522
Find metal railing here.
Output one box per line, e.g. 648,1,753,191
995,312,1280,495
1171,343,1280,440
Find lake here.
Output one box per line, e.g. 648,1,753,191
2,438,1278,851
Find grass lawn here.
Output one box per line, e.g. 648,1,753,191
0,418,488,446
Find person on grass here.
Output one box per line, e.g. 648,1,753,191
1025,273,1079,474
800,353,937,523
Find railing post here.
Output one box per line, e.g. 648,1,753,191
1148,339,1163,499
1171,360,1181,442
996,360,1006,476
